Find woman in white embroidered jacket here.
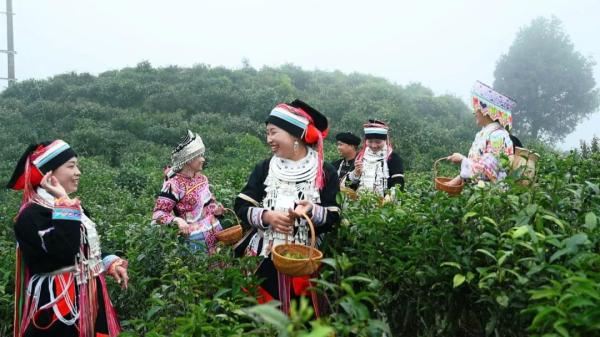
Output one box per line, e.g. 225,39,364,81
233,99,340,316
347,119,405,197
7,140,128,337
446,81,515,186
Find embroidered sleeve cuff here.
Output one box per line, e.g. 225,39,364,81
311,204,327,226
460,158,474,179
248,207,268,229
158,213,177,225
105,257,128,274
102,255,120,271
52,198,82,221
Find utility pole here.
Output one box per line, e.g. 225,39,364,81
1,0,15,85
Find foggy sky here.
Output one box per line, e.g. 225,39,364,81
1,0,598,149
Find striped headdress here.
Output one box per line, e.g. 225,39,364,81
265,99,329,188
6,140,77,210
356,119,393,162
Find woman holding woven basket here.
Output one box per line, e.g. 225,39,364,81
446,81,515,186
234,99,340,316
152,130,225,254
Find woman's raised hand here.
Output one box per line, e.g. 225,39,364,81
353,160,363,176
40,171,68,199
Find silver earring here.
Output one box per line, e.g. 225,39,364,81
293,140,299,153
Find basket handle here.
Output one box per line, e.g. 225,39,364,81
433,157,447,181
339,173,347,188
222,207,242,227
298,212,317,262
208,207,241,237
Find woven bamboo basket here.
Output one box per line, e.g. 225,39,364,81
215,208,243,245
339,175,358,200
272,213,323,277
433,157,464,196
511,147,540,186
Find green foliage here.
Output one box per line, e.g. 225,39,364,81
0,63,474,171
579,136,600,159
494,16,599,142
1,63,599,336
330,150,600,336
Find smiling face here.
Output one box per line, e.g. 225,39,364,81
337,141,357,159
366,139,385,153
52,157,81,194
266,123,298,159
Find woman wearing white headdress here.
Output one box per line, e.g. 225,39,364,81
347,119,405,197
152,130,224,254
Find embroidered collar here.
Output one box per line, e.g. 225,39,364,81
270,148,318,183
34,187,55,208
363,146,387,162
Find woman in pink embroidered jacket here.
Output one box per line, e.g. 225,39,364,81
152,130,224,253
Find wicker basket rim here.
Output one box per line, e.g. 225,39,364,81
271,212,321,262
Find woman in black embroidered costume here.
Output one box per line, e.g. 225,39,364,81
234,99,340,316
7,140,128,337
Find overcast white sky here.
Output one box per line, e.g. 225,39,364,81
1,0,598,149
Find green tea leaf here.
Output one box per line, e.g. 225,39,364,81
495,293,509,307
476,249,497,261
511,225,530,239
453,273,466,288
440,262,462,270
584,212,597,230
463,211,478,223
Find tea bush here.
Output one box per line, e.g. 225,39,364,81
1,64,599,336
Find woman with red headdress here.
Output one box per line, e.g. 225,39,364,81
233,99,340,316
347,119,405,197
7,140,128,337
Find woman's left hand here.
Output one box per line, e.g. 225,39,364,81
292,200,313,218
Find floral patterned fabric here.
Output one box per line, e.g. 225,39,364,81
152,174,222,253
460,122,514,182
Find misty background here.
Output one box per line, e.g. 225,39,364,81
1,0,598,149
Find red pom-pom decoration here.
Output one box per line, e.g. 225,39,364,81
304,124,320,144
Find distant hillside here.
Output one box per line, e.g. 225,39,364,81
0,62,474,175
